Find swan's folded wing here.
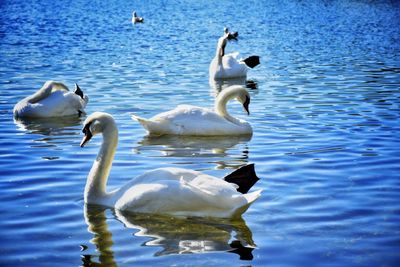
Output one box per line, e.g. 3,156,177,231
149,105,235,135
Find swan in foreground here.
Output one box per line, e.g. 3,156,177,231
80,112,261,218
132,11,144,23
209,28,260,79
13,81,89,118
131,85,252,136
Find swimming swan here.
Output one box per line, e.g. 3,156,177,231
13,80,89,118
131,85,253,136
80,112,261,218
209,28,260,79
132,11,144,23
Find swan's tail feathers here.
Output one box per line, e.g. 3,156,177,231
223,164,260,194
243,56,260,69
243,189,262,205
131,114,155,133
131,114,147,124
232,189,262,218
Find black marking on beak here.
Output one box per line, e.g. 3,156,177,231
74,83,84,99
80,122,93,147
243,95,250,115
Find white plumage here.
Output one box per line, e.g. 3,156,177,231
13,80,88,118
209,29,260,79
132,85,252,136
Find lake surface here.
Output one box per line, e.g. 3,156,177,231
1,0,400,266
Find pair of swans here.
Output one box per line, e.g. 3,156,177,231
131,28,259,136
15,81,252,136
13,81,89,118
79,85,258,217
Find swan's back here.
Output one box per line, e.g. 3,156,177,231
112,167,261,218
14,82,88,118
210,52,248,79
133,105,251,135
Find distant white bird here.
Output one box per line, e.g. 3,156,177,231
13,81,89,118
80,112,261,218
209,28,260,79
132,85,253,136
132,11,144,23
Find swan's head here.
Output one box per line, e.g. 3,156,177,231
216,86,251,116
80,112,117,147
223,27,238,41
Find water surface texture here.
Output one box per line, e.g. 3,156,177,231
1,0,400,266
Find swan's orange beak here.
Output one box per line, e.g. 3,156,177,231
80,134,92,147
80,123,93,147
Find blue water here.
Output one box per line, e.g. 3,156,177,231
1,0,400,266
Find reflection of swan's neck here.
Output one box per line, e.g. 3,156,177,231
85,124,118,204
84,205,117,267
215,89,240,124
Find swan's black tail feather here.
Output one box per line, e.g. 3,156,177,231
243,56,260,68
228,240,254,260
223,164,260,194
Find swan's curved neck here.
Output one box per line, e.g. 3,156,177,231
85,124,118,205
215,89,240,124
27,81,68,104
215,37,226,65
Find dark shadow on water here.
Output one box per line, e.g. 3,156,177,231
82,205,256,265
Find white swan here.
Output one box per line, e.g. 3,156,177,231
13,80,89,118
131,85,252,136
209,28,260,79
80,112,261,218
132,11,144,23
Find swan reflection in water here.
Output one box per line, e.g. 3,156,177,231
134,135,251,159
81,205,256,266
210,77,258,96
14,116,83,153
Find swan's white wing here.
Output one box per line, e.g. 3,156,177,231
147,105,243,135
16,91,86,118
113,167,251,217
210,52,247,79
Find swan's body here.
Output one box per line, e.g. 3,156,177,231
132,85,252,136
80,112,261,218
13,81,89,118
209,29,260,80
132,11,144,23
